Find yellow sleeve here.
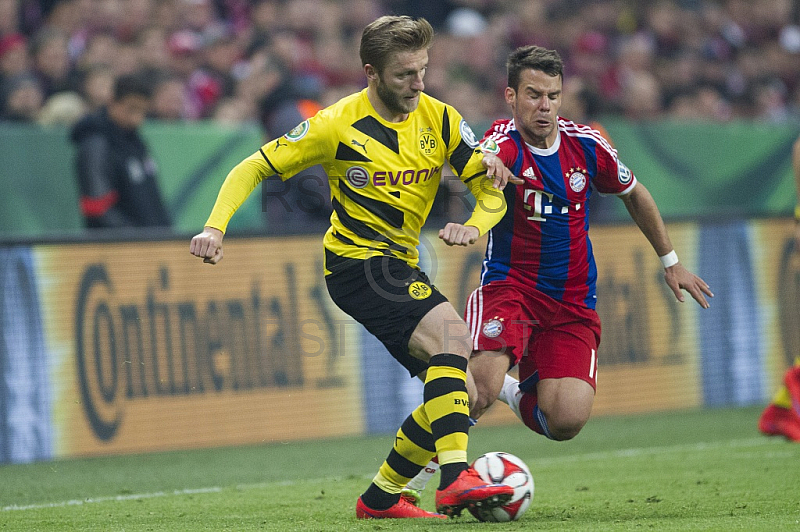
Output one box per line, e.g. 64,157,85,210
439,104,506,234
204,151,275,233
268,114,334,179
462,168,507,236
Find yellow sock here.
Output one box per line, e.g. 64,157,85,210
372,405,437,494
423,353,470,466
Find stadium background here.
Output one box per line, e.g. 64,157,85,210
1,0,800,464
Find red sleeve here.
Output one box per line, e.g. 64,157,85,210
593,142,637,195
480,120,519,169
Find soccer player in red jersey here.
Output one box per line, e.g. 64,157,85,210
453,45,714,441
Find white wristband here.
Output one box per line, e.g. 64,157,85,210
659,250,679,268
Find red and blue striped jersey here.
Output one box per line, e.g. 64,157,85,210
479,118,637,309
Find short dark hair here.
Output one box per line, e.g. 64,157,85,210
113,74,152,101
359,15,434,75
507,45,563,91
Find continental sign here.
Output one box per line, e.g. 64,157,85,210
35,237,363,456
3,221,798,462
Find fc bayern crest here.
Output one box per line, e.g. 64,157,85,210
482,318,504,338
568,168,587,192
346,166,370,188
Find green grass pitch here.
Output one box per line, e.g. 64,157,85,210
2,405,799,531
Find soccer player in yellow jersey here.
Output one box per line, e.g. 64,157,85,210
190,16,523,519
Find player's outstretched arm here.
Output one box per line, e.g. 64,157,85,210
620,182,713,308
188,151,277,264
190,226,224,264
481,152,524,190
441,161,510,246
439,151,517,246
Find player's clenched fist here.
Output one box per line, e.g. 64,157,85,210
190,226,224,264
439,223,480,247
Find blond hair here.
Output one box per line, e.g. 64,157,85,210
359,16,434,75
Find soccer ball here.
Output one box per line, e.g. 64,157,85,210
469,451,534,522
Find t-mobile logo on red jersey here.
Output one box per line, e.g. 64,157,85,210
523,189,582,222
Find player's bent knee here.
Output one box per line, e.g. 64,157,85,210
548,413,589,441
548,424,583,441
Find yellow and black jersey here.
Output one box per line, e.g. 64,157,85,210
205,88,506,273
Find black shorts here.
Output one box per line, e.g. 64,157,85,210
325,252,448,377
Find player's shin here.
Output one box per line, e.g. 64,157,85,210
405,456,439,492
423,353,471,488
497,374,524,420
361,405,436,510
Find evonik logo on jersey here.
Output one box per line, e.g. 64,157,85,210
344,165,443,187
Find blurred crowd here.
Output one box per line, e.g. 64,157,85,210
1,0,800,133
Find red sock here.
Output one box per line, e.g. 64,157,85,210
519,393,543,434
519,393,553,438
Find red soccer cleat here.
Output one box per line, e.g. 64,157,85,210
758,403,800,442
783,366,800,418
435,467,515,517
355,496,447,519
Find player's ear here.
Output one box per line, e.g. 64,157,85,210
364,64,378,82
504,86,516,106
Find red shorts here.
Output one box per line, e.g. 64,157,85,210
464,279,601,390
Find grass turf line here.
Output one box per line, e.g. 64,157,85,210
1,406,799,531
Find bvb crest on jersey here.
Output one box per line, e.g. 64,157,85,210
419,127,437,155
408,281,432,300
